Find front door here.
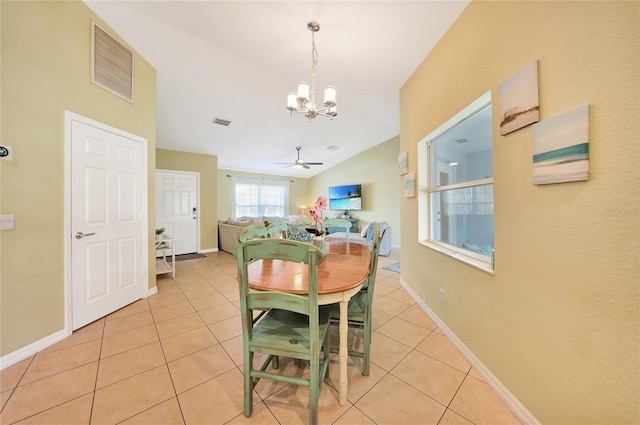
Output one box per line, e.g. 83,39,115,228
155,170,199,255
69,113,147,330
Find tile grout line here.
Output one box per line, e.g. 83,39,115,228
150,272,198,425
88,316,108,425
0,354,37,422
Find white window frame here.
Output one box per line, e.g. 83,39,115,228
231,176,289,218
418,91,495,274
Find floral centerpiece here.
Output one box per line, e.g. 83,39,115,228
309,196,328,236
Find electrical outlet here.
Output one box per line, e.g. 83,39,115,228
439,288,445,303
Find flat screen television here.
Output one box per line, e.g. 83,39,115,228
329,184,362,211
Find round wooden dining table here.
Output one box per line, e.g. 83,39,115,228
247,241,371,405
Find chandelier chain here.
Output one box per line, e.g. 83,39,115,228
310,31,318,77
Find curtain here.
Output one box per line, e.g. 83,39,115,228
231,176,289,218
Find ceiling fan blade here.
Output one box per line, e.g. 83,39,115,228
276,147,322,169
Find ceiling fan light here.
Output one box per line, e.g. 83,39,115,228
323,86,336,107
294,163,303,169
286,93,298,111
297,81,310,103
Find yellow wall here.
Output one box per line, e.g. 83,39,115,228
217,169,309,219
0,1,156,356
156,149,218,251
400,1,639,423
309,136,400,247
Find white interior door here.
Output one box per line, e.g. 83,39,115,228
69,114,146,330
155,170,199,255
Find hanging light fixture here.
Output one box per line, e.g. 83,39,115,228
286,21,337,121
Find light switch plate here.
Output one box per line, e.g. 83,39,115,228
0,215,15,230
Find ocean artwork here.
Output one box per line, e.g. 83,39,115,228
404,172,416,197
499,61,540,135
532,105,589,185
398,150,408,175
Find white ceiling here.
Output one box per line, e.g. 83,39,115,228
84,1,469,177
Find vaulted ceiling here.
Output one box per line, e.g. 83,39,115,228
84,1,469,177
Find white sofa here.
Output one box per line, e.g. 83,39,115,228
217,215,307,253
324,221,392,256
218,216,391,256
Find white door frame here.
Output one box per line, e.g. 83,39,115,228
64,111,149,333
155,169,201,254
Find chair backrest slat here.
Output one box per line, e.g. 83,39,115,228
237,239,325,317
363,223,381,293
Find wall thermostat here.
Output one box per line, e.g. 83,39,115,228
0,146,13,160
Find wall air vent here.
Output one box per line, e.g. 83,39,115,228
91,22,134,102
212,117,232,127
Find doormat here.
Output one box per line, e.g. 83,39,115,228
383,262,400,273
174,253,206,261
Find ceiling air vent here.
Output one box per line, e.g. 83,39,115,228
91,22,134,102
212,117,232,127
454,138,470,144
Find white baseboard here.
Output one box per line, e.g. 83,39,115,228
398,277,541,425
199,248,218,253
0,328,70,371
2,284,160,372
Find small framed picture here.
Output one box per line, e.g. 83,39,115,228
533,105,589,185
404,172,416,197
499,61,540,135
398,151,408,175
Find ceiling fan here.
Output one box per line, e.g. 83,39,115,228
276,146,323,169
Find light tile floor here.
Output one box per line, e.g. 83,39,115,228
0,249,523,425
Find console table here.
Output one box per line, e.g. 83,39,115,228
326,218,359,234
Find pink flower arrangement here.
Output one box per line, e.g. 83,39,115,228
309,196,328,227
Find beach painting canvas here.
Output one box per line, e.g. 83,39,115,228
532,105,589,185
499,61,540,135
404,172,416,197
398,151,408,175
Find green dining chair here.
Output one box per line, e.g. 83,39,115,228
235,239,331,425
321,218,352,242
267,221,288,238
238,223,268,242
322,222,381,376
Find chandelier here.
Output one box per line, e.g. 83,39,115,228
286,21,337,121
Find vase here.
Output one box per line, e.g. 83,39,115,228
313,236,326,254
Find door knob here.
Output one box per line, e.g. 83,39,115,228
75,232,96,239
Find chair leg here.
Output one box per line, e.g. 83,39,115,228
362,318,371,376
309,354,319,425
244,351,254,417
